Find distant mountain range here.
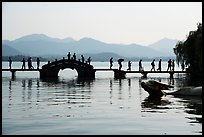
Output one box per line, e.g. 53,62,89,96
2,34,179,60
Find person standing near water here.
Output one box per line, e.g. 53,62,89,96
150,59,156,71
87,57,91,65
21,58,26,69
67,52,71,60
157,59,162,71
167,59,172,71
37,57,40,69
110,57,113,69
8,56,12,69
172,60,175,71
139,59,143,71
127,61,132,71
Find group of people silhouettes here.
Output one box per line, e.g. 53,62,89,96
8,56,40,69
109,58,180,71
8,55,183,72
67,52,91,65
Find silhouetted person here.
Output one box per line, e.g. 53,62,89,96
81,55,85,63
73,53,76,60
157,59,162,71
181,62,185,71
110,57,113,69
8,57,12,69
150,59,155,71
118,60,122,70
21,58,26,69
139,59,143,71
28,57,34,69
87,57,91,65
37,57,40,69
67,52,71,60
127,61,132,71
171,60,175,71
167,59,171,71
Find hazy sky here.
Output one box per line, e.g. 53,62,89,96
2,2,202,45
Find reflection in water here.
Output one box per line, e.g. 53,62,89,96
168,78,174,85
141,96,171,111
140,79,202,124
118,79,123,100
3,75,202,135
40,78,93,106
176,95,202,124
8,80,12,107
128,79,131,99
109,79,113,104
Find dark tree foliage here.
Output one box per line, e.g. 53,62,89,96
174,23,202,79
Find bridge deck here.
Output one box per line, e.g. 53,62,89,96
2,69,186,73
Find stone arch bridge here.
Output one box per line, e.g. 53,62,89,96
40,59,95,79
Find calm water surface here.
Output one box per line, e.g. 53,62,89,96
2,61,202,135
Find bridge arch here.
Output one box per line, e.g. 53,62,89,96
40,59,95,79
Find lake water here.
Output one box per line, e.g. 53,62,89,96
2,61,202,135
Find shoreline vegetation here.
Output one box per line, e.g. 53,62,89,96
174,23,202,85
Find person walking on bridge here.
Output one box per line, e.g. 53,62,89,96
28,57,34,69
37,57,40,69
110,57,113,69
8,56,12,69
21,58,26,69
150,59,156,71
73,53,76,60
127,61,132,71
172,60,175,71
139,59,143,72
81,55,85,63
87,57,91,65
157,59,162,71
117,59,124,70
67,52,71,60
167,59,171,71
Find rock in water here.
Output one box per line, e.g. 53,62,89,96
167,86,202,96
141,80,173,97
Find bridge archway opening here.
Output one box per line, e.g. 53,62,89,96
58,68,78,79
